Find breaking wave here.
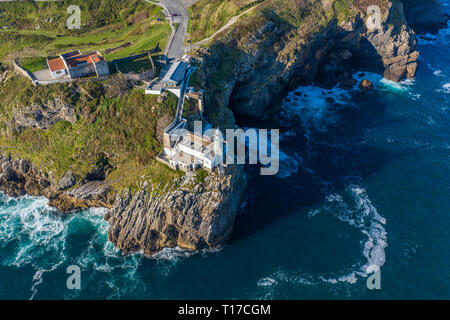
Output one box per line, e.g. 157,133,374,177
0,192,145,299
255,184,387,297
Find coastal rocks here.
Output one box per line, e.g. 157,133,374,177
66,180,113,205
0,157,51,198
105,165,247,256
402,0,448,34
0,155,114,212
359,79,374,93
361,1,419,82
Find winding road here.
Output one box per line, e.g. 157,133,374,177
145,0,191,59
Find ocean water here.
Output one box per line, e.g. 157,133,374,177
1,8,450,299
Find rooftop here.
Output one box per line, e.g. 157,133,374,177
162,60,189,84
65,51,104,68
47,58,66,72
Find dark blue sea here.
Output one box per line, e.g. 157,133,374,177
1,4,449,299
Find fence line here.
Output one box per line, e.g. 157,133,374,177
13,59,38,86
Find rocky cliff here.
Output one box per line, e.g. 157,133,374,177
201,0,420,121
105,165,246,256
1,0,445,257
0,151,246,255
0,155,114,211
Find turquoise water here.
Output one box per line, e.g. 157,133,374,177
1,9,450,299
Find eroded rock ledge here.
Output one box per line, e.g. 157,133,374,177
0,153,246,255
0,155,114,212
202,0,420,120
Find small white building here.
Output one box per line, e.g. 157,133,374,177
47,57,67,78
158,128,225,172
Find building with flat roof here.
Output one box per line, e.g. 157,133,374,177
160,60,189,86
47,50,110,79
156,119,227,173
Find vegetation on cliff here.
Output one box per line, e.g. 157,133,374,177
0,73,181,193
190,0,419,127
0,0,186,198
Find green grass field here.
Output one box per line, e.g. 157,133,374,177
20,56,48,72
117,56,154,73
0,0,171,66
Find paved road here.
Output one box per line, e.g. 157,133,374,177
146,0,191,60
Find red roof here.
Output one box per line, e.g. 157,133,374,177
47,58,65,72
65,52,104,68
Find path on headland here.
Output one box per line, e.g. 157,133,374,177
190,3,262,49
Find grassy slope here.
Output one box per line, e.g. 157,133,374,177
188,0,262,43
0,74,182,192
0,0,183,193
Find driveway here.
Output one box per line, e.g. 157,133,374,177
146,0,194,60
159,0,190,59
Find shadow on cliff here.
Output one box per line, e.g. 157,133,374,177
229,87,417,243
202,10,406,243
212,16,386,125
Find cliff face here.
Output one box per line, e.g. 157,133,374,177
0,155,115,211
202,0,419,120
105,165,246,256
1,0,443,257
0,151,247,256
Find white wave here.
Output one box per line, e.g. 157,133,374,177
353,71,414,93
0,193,140,299
417,21,450,46
280,130,297,140
268,185,388,288
257,277,277,287
281,84,349,131
437,82,450,94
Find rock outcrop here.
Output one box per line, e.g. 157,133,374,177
105,165,246,256
0,155,114,211
359,79,374,93
12,96,76,130
202,0,419,120
0,152,247,255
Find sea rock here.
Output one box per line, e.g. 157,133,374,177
359,79,374,93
